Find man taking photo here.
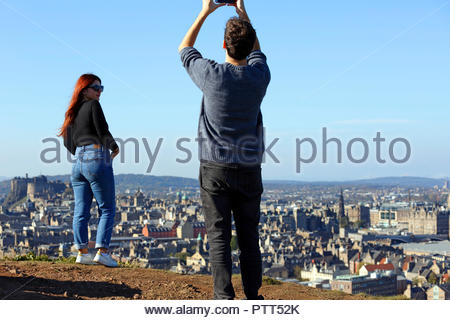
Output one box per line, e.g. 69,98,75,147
179,0,271,300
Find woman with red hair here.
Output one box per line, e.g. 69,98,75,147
59,73,120,267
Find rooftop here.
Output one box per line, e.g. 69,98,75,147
395,241,450,257
379,202,410,211
335,274,367,281
363,263,395,272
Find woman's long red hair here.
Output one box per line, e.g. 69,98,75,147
58,73,101,137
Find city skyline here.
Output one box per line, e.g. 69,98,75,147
1,170,449,300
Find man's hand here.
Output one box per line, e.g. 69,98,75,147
230,0,249,21
235,0,246,14
202,0,226,15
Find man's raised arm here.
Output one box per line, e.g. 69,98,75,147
178,0,226,52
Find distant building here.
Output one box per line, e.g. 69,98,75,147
177,220,194,239
186,251,207,269
346,204,370,225
134,189,145,207
370,208,380,226
331,274,397,296
373,203,410,228
426,284,450,300
408,208,449,235
301,263,350,281
338,189,345,218
264,265,289,278
142,225,176,238
399,241,450,257
359,263,395,276
192,222,206,239
294,208,307,230
403,284,427,300
3,175,65,206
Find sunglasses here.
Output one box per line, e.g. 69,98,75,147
88,84,104,92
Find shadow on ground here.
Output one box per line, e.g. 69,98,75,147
0,275,141,300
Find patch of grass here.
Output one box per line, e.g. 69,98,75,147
356,294,409,300
174,252,189,263
12,252,52,262
1,252,76,264
384,295,409,300
52,256,77,264
262,276,282,285
118,260,141,268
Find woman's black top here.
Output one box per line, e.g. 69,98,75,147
63,100,118,155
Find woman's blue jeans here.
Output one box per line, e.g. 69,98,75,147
71,144,116,249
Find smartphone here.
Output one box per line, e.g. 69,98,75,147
215,0,236,4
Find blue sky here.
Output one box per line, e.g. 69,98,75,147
0,0,449,181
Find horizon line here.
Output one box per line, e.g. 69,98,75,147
2,173,449,185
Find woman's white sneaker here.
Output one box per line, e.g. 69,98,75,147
75,253,96,265
93,252,118,267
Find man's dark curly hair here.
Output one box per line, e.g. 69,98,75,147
224,17,257,61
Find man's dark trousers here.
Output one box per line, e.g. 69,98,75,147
199,160,263,300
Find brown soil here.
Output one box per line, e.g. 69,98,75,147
0,261,365,300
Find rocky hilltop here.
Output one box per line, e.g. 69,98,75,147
0,261,374,300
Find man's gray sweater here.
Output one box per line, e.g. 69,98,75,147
180,47,271,165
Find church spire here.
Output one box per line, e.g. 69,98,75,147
338,188,345,218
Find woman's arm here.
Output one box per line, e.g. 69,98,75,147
90,100,119,155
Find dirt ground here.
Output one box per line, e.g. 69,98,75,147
0,261,364,300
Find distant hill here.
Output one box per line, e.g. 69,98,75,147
0,177,9,182
0,175,447,197
340,177,445,188
0,261,384,300
266,176,446,188
0,180,9,196
45,175,450,189
46,174,199,193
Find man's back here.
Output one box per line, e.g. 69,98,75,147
178,0,269,300
181,47,271,164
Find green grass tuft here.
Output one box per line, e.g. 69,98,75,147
262,276,282,285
